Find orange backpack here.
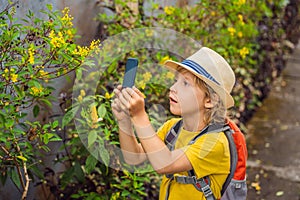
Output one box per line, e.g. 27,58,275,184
164,118,248,200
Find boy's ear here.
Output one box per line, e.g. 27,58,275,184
204,98,214,109
204,94,219,109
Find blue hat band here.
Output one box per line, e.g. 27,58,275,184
181,59,220,85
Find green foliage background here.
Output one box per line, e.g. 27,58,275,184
0,0,295,199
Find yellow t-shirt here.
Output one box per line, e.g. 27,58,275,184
157,118,230,200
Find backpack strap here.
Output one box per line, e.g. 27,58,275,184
220,126,238,195
164,119,238,199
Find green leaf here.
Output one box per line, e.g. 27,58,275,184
74,161,85,182
11,169,21,188
33,105,40,118
62,106,79,128
97,104,107,119
46,4,53,11
85,155,97,174
88,130,97,148
52,120,59,128
98,139,110,166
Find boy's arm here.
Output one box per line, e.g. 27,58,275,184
121,87,193,174
117,118,147,165
111,86,147,165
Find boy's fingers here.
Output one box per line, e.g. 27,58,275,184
133,86,145,98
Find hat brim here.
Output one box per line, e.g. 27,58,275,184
163,60,234,108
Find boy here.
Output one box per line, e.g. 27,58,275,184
112,47,236,199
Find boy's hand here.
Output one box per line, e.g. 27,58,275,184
111,85,130,122
112,85,146,119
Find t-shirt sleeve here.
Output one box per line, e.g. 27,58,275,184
184,132,230,178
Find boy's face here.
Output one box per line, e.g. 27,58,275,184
169,70,210,117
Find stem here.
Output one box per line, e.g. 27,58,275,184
21,162,30,200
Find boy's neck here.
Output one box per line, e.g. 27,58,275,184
182,114,206,132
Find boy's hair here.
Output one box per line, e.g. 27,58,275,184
177,67,227,125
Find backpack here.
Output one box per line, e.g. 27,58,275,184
164,118,247,200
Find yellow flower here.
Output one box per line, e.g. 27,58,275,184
30,87,43,96
237,31,243,38
227,27,236,36
238,14,243,22
137,81,146,90
210,11,216,16
4,68,9,73
142,72,152,82
80,89,86,97
61,7,74,27
159,55,171,64
145,29,154,37
28,46,35,64
90,105,99,129
49,31,65,48
164,6,175,15
38,70,48,78
78,95,83,103
236,0,246,6
73,46,89,57
166,71,175,79
251,182,261,191
10,73,18,82
239,47,249,59
105,92,113,99
238,14,245,25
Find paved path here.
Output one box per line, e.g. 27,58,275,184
246,42,300,199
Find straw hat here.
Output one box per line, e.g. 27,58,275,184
164,47,236,108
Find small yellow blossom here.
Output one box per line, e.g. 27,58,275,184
73,46,89,57
227,27,236,36
90,105,99,129
239,47,249,59
30,87,43,96
105,92,113,99
251,182,261,191
78,95,83,102
142,72,152,82
28,46,35,64
236,0,246,6
4,68,9,73
210,11,216,16
137,81,146,90
166,71,175,79
38,70,48,78
164,6,175,15
49,31,66,48
160,55,171,64
145,29,154,37
238,14,243,22
61,7,74,27
10,73,18,82
80,89,86,97
237,31,243,38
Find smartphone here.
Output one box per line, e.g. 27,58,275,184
122,58,138,88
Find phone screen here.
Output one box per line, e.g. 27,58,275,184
122,58,138,88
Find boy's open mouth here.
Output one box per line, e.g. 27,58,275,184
169,96,178,103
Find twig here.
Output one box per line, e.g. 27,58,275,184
0,0,19,15
21,161,30,200
0,145,26,190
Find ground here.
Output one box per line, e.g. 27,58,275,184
246,42,300,200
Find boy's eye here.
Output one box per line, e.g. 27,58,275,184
183,80,189,86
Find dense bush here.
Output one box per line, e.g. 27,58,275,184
1,0,297,200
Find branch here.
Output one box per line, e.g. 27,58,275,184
0,0,19,15
0,145,26,190
21,162,30,200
